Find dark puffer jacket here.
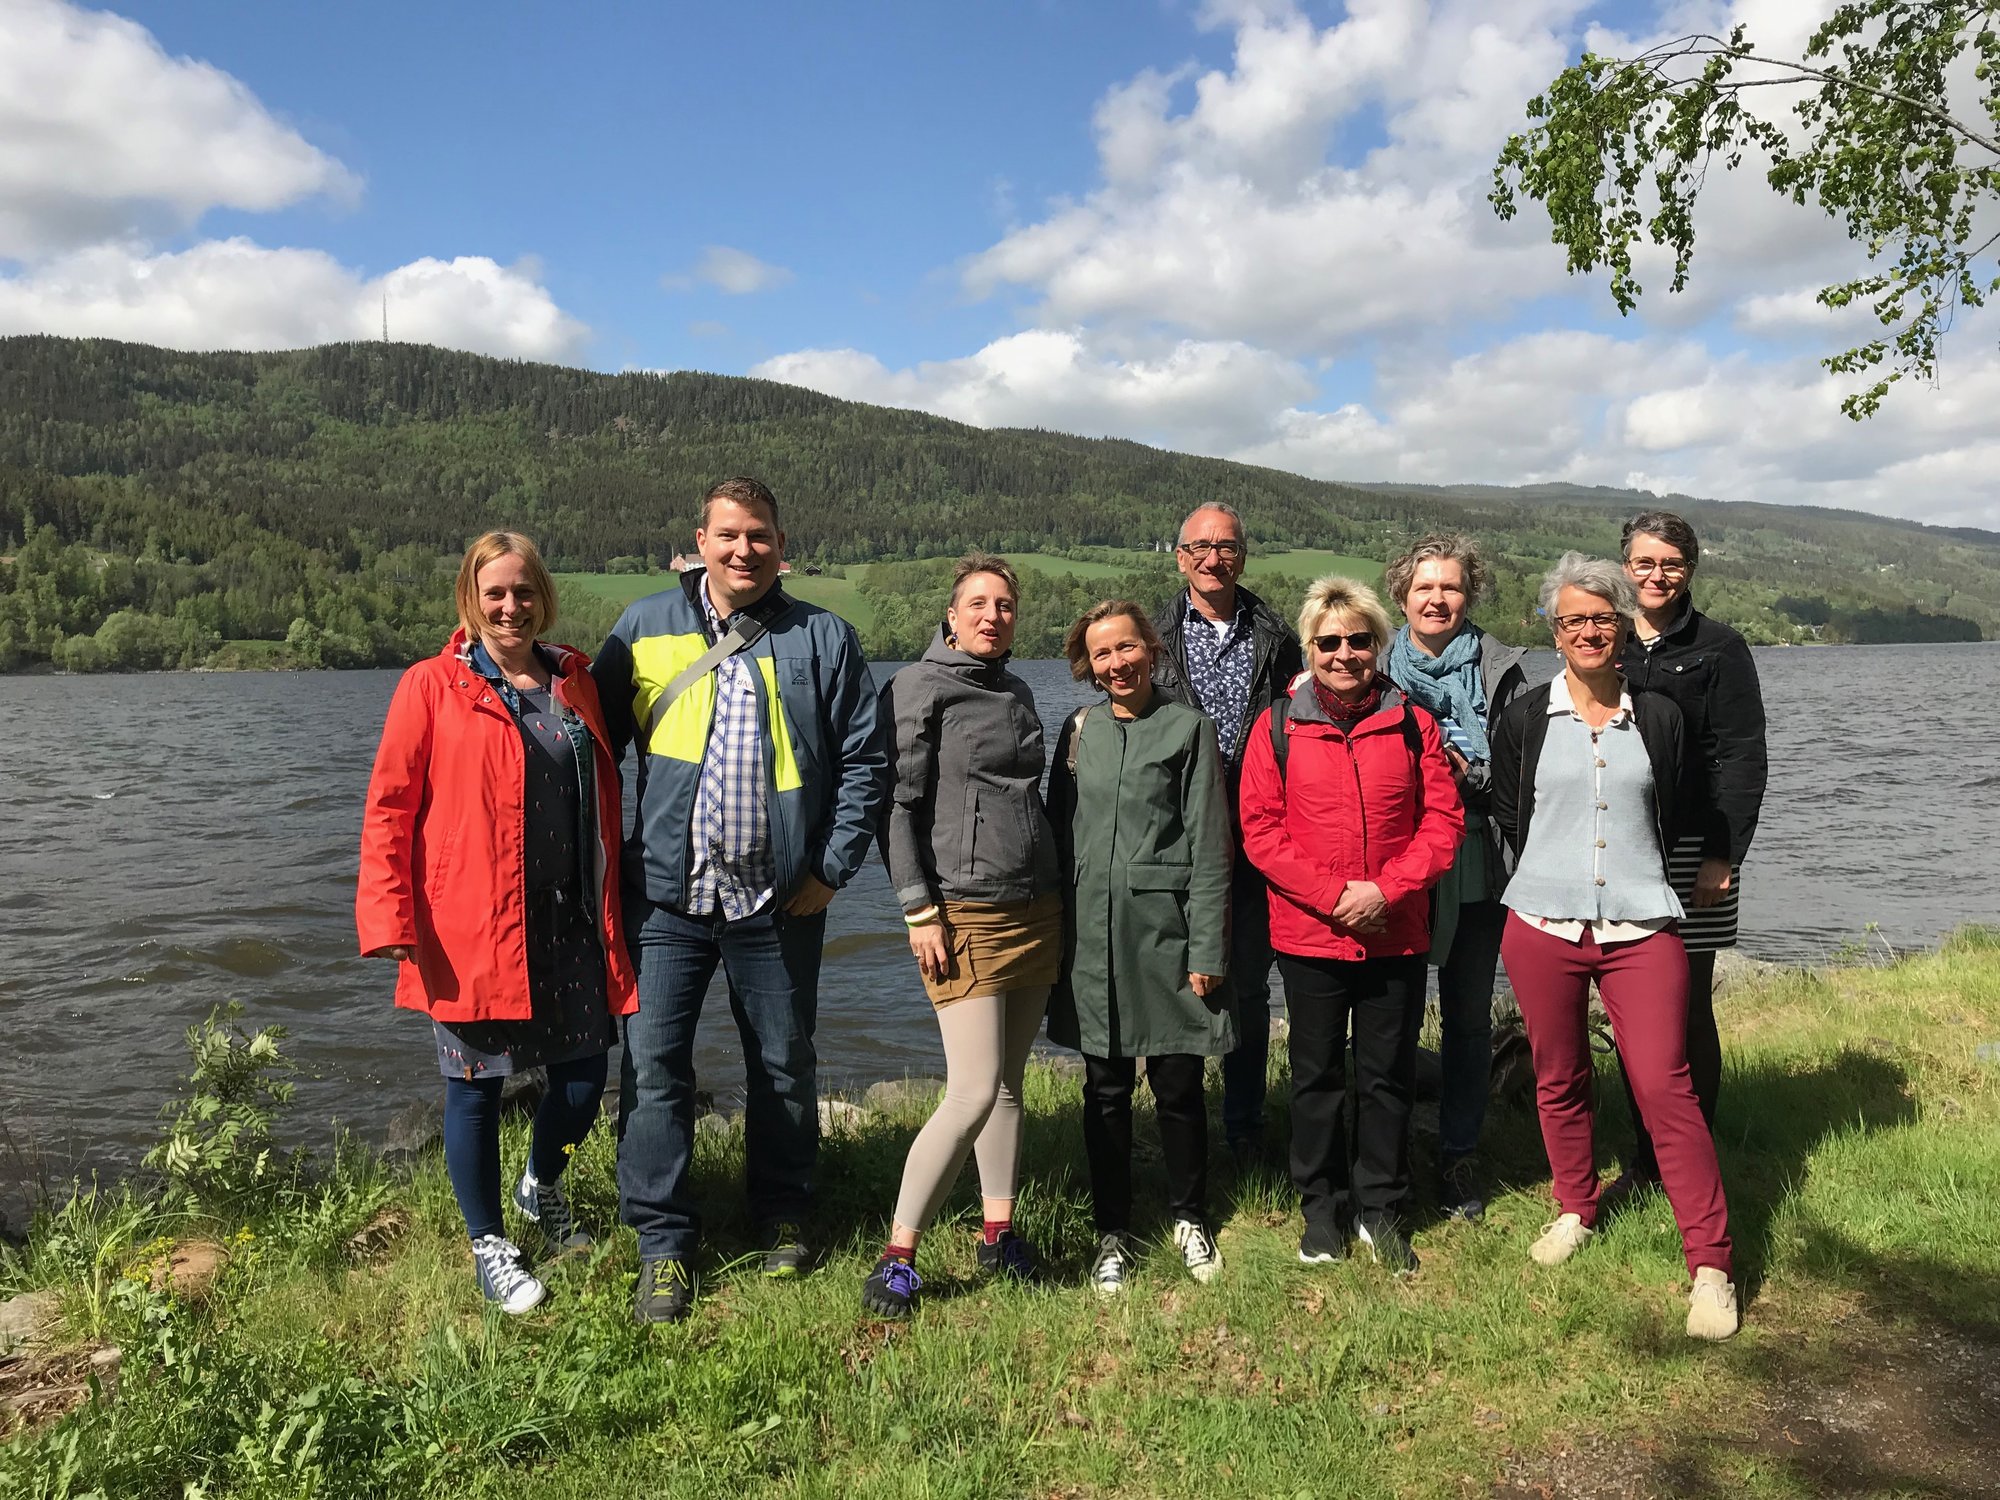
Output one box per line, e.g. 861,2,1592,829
1616,600,1768,864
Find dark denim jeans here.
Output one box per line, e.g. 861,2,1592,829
617,899,826,1261
1435,898,1507,1161
1220,861,1277,1148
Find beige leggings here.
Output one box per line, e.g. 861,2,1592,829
891,986,1051,1234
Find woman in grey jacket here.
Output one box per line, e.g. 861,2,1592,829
862,555,1064,1319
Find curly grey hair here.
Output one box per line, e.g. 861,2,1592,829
1538,552,1639,620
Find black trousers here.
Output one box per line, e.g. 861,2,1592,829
1277,952,1426,1228
1081,1053,1208,1234
1621,949,1721,1180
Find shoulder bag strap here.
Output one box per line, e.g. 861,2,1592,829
644,614,768,744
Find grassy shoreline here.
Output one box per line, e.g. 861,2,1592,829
4,932,1997,1497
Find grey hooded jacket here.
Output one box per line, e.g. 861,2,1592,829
879,628,1062,911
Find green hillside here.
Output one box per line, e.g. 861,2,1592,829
0,336,1992,670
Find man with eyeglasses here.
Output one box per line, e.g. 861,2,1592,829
1151,502,1306,1171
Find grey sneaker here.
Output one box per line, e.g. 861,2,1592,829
470,1235,546,1315
1173,1218,1224,1284
634,1256,694,1323
1089,1233,1131,1298
1438,1155,1485,1222
512,1171,591,1251
761,1222,811,1279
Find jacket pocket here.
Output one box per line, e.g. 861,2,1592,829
420,826,459,899
1124,861,1192,892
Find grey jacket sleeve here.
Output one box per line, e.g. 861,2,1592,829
880,670,941,911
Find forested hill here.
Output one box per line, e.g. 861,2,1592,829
0,335,1994,671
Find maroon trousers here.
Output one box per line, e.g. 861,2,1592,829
1500,915,1733,1279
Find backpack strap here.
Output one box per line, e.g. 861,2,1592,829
1063,704,1090,776
1268,694,1292,781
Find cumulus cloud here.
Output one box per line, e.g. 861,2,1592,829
0,0,358,260
0,240,590,361
664,245,794,295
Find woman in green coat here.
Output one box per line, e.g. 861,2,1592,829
1047,600,1234,1296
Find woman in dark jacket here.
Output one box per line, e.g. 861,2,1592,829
1612,510,1768,1198
1047,600,1233,1296
358,531,638,1315
1382,532,1528,1221
1491,553,1738,1341
860,555,1063,1318
1240,576,1463,1277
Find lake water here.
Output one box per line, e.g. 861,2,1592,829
4,644,1997,1196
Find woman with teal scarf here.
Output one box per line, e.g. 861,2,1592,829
1382,534,1528,1222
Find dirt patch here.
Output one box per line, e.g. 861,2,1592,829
0,1346,119,1437
1495,1321,2000,1499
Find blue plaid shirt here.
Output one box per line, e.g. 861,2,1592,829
685,584,777,919
1179,593,1255,758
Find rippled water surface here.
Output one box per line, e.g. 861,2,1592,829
4,644,1997,1185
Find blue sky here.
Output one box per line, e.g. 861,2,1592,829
2,0,1994,527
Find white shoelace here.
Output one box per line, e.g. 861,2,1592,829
473,1236,535,1296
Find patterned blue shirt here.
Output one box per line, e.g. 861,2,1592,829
685,583,777,920
1179,592,1255,758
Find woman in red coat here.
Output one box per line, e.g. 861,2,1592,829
358,532,637,1314
1239,576,1463,1277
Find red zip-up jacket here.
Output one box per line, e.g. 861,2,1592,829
1238,678,1465,961
356,631,639,1023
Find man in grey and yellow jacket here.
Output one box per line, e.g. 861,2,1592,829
593,477,887,1323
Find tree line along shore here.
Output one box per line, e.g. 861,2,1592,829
2,928,1995,1497
1,337,1993,673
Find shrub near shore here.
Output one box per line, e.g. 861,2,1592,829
2,932,1997,1499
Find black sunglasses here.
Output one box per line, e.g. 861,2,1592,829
1311,630,1376,653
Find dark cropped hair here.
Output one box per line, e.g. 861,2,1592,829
1621,509,1700,573
1063,599,1163,684
701,475,781,529
949,552,1021,607
1383,532,1491,611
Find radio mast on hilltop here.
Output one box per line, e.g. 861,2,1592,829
381,292,389,343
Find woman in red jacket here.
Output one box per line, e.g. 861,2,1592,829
357,532,637,1314
1239,577,1463,1276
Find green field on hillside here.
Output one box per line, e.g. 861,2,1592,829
557,572,876,633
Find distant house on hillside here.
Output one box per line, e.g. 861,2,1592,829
667,553,790,575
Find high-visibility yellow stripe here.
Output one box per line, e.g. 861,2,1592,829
757,655,802,792
630,633,714,763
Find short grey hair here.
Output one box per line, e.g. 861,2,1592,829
1177,502,1244,546
1384,531,1491,610
1538,552,1639,619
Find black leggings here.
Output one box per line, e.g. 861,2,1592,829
1081,1053,1208,1234
443,1053,608,1240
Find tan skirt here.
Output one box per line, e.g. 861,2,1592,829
923,893,1064,1008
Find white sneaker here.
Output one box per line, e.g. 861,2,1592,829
1173,1218,1223,1284
512,1171,592,1252
1686,1266,1741,1341
1090,1234,1130,1298
471,1234,547,1315
1529,1212,1594,1267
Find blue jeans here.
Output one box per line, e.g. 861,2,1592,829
1435,898,1507,1161
1221,861,1277,1147
617,900,826,1260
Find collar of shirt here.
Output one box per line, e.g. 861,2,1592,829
1546,670,1633,724
1183,590,1248,643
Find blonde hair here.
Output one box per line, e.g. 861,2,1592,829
1063,599,1162,683
455,531,558,641
1298,575,1392,649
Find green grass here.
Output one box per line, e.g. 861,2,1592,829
17,935,1987,1495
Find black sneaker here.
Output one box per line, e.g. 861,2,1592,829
975,1230,1040,1282
1357,1215,1420,1277
634,1256,694,1323
861,1255,922,1319
1227,1137,1264,1177
761,1222,810,1279
1438,1155,1486,1222
1297,1217,1349,1265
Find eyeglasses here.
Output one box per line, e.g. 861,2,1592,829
1626,558,1688,578
1311,631,1377,653
1178,540,1245,560
1552,612,1623,635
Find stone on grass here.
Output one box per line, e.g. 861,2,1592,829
818,1099,869,1137
150,1240,228,1300
382,1098,442,1159
862,1077,945,1115
0,1290,60,1355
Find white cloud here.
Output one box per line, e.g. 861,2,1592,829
0,240,590,361
0,0,358,260
664,245,794,296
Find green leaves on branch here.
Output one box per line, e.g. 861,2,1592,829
143,1003,303,1215
1492,3,2000,418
